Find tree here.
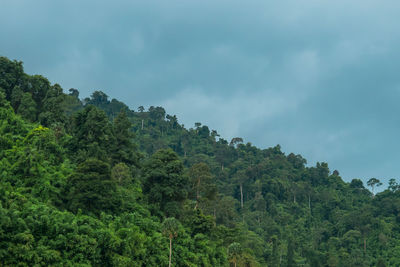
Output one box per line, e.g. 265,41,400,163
111,163,132,186
65,159,117,215
230,137,243,147
388,178,398,192
69,105,115,162
39,84,67,126
233,170,248,209
162,218,180,267
112,110,140,166
143,149,188,217
68,88,79,98
367,178,382,196
0,57,25,101
228,242,242,267
17,92,37,121
86,90,109,108
350,179,365,189
188,162,216,209
286,238,296,267
64,89,83,115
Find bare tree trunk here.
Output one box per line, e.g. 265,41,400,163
169,237,172,267
141,119,144,130
195,178,200,209
308,194,311,210
240,183,243,208
364,238,366,253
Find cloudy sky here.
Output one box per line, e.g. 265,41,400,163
2,0,400,187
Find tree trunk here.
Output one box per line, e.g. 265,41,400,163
169,237,172,267
240,183,243,208
364,238,366,253
195,178,200,209
141,119,144,130
308,194,311,210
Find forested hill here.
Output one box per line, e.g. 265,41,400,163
1,56,399,266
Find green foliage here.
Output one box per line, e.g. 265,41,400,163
65,159,118,215
3,55,400,266
228,242,242,266
17,92,37,121
112,110,141,167
69,105,115,163
188,162,217,210
143,149,188,217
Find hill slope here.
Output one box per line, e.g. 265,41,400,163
1,56,399,266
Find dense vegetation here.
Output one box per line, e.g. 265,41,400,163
1,56,399,266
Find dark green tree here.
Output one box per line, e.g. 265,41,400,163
286,238,296,267
188,162,217,209
17,92,37,121
112,110,140,166
69,105,115,162
143,149,188,217
65,158,117,215
38,83,67,126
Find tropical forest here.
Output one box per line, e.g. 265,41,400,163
1,55,400,266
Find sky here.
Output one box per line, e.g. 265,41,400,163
1,0,400,188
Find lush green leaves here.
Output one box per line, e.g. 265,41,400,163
2,55,400,266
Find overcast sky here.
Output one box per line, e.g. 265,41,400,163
2,0,400,188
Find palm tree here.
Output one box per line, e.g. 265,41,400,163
162,218,180,267
228,242,242,267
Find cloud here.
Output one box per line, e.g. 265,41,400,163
2,0,400,187
162,86,302,140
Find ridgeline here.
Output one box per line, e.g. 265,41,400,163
0,56,399,266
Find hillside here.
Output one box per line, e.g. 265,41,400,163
1,56,399,266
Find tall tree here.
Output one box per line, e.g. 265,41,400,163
367,178,382,197
65,158,117,215
162,217,180,267
228,242,242,267
112,110,140,166
17,92,36,122
188,162,216,209
39,83,67,126
233,169,248,209
69,105,115,162
143,149,188,217
286,238,296,267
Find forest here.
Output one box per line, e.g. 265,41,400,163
1,55,400,266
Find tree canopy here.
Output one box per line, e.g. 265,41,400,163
0,55,399,266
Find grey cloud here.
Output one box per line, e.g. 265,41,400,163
2,0,400,188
